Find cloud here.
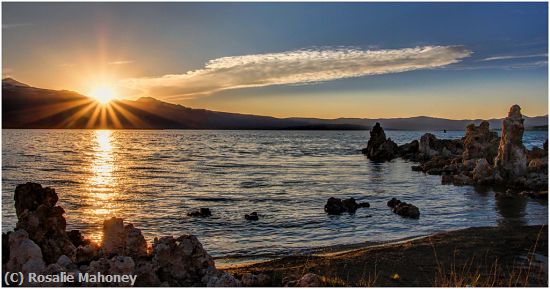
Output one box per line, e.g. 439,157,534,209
481,53,547,62
120,45,471,99
108,60,134,65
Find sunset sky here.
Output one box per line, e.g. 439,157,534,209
3,2,548,119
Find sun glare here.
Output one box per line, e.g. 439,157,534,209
89,85,116,104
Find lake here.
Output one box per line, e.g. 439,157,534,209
2,129,548,259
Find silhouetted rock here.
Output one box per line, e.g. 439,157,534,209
13,182,76,263
398,140,419,159
239,272,271,286
387,198,401,208
67,229,90,247
494,105,528,182
187,208,212,217
324,197,368,214
362,123,399,161
393,202,420,219
245,212,259,221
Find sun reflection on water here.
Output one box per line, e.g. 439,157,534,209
86,130,119,242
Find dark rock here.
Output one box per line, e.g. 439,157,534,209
2,232,11,265
324,197,346,215
358,202,370,208
67,229,90,247
494,105,528,181
398,140,419,158
387,197,401,208
325,197,368,214
187,208,212,218
13,182,76,264
392,202,420,219
245,212,259,221
362,123,399,162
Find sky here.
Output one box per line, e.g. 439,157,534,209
3,2,548,119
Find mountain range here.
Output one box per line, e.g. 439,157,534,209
3,78,548,131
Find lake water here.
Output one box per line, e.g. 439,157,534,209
2,129,548,259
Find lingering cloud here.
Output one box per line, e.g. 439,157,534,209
2,23,32,29
120,46,471,99
481,53,547,62
439,60,548,71
108,60,134,65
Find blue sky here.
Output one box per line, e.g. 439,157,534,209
3,2,548,118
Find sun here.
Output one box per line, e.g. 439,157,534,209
89,85,117,104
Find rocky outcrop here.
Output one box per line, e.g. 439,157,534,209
324,197,369,215
398,140,419,159
418,133,463,160
239,272,271,286
494,105,528,182
462,121,499,162
13,182,76,264
387,198,420,219
3,183,241,287
362,123,399,162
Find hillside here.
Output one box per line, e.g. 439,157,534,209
2,78,547,130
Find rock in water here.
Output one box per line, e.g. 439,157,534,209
13,182,76,263
244,212,259,221
494,105,528,181
418,133,463,160
462,121,499,162
324,197,368,214
187,208,212,217
387,198,420,219
362,122,398,161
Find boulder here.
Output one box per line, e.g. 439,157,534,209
296,273,323,287
362,123,399,161
240,272,271,287
324,197,367,214
13,183,76,264
187,208,212,217
152,235,215,286
494,105,528,181
462,121,499,162
393,202,420,219
244,212,259,221
6,229,46,275
67,230,90,247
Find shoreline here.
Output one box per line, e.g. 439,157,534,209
225,225,548,286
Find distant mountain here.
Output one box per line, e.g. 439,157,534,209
2,78,548,131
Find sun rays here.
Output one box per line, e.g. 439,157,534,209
15,93,154,129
